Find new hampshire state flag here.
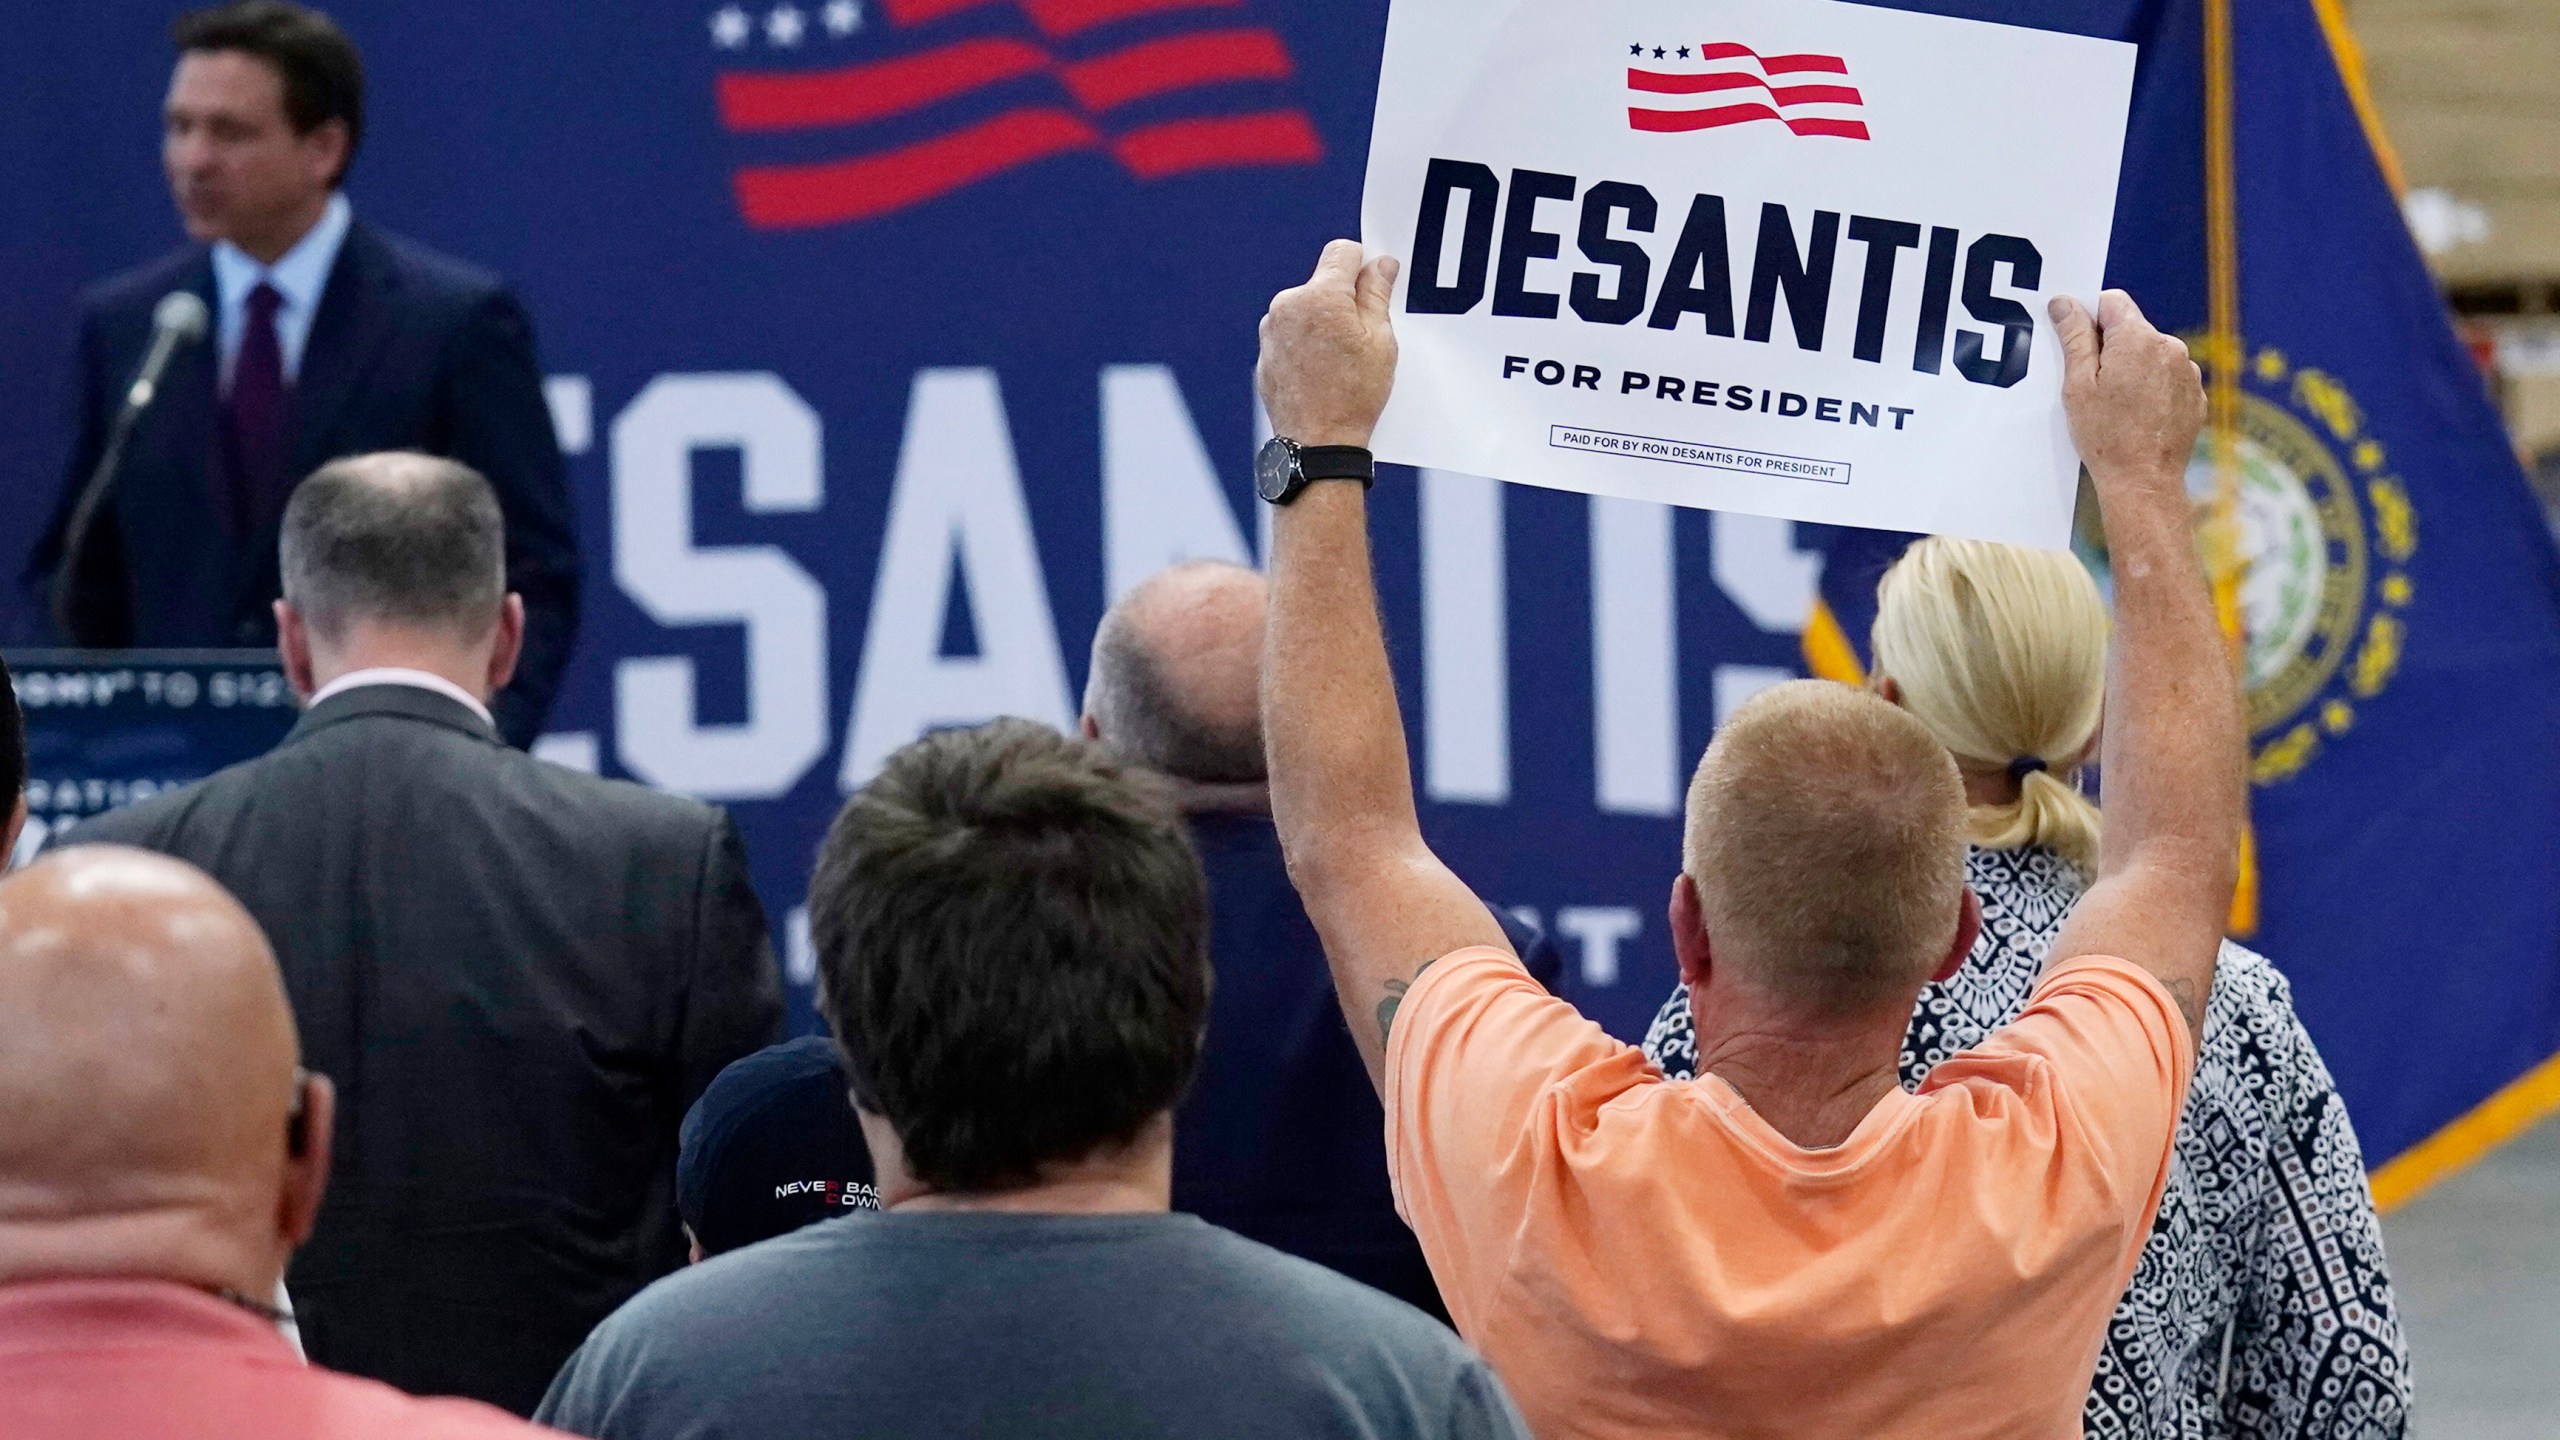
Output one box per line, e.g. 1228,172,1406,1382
1816,0,2560,1197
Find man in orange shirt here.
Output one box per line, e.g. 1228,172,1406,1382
1250,242,2240,1438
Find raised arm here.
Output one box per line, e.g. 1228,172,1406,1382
1258,241,1510,1087
2045,291,2243,1040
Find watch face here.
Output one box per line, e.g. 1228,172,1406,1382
1255,437,1299,503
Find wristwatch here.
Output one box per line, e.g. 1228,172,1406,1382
1255,437,1375,505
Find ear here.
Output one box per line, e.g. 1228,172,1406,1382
1873,673,1904,707
1079,713,1102,742
275,601,318,700
277,1072,335,1251
1670,873,1711,989
485,595,526,696
1931,886,1984,984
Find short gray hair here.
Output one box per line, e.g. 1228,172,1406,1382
279,452,505,640
1087,617,1264,784
1085,562,1267,785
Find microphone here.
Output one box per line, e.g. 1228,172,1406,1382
127,291,211,412
50,290,211,642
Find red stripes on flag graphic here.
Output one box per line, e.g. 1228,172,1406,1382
718,0,1319,228
721,39,1049,132
1628,40,1870,141
880,0,1241,40
734,109,1100,229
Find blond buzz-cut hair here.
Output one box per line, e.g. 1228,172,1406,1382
1682,680,1970,1016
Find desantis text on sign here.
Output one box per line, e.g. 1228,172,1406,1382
1360,0,2136,549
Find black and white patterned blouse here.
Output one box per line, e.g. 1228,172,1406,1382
1640,845,2412,1440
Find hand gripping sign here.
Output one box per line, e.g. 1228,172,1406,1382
1360,0,2135,548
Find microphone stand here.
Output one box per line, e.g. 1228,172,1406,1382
50,312,202,644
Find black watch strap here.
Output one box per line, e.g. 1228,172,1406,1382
1297,445,1375,487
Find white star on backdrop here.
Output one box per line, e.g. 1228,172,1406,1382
709,4,751,47
822,0,863,36
766,2,807,45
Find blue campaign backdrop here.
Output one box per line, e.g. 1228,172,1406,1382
4,0,2554,1169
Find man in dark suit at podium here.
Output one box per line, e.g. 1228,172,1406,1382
30,1,577,746
58,453,783,1415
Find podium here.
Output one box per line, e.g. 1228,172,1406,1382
5,650,299,863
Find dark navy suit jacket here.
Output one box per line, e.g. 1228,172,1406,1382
32,222,580,745
60,683,783,1415
1174,809,1562,1323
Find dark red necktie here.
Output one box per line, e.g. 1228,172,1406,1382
221,280,289,536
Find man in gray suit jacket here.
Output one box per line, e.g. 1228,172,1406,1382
59,452,783,1416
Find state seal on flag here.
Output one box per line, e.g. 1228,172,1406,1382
2183,343,2419,785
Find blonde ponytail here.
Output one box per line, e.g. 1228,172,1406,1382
1868,537,2109,870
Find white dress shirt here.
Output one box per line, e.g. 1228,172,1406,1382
210,191,353,390
307,667,494,728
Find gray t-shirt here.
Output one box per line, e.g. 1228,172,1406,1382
536,1210,1528,1440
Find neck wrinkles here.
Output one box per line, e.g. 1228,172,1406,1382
1691,1009,1913,1150
0,1202,282,1303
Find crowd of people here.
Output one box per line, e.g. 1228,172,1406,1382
0,237,2419,1438
0,6,2418,1424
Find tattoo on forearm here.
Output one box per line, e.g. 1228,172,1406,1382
1375,958,1443,1047
2165,977,2205,1039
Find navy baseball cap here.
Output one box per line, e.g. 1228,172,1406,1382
677,1035,880,1257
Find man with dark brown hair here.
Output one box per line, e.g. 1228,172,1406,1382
540,719,1529,1440
33,0,578,745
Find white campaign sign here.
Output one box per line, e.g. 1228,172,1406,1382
1361,0,2136,549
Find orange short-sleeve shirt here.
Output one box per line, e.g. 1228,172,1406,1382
1384,947,2193,1440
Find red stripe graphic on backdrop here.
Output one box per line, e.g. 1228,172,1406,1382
720,38,1047,131
1063,30,1293,110
720,29,1292,132
1628,104,1871,140
734,107,1102,227
1694,41,1849,75
1113,109,1322,177
879,0,1006,26
719,0,1320,226
877,0,1241,38
1627,69,1861,107
1027,0,1241,39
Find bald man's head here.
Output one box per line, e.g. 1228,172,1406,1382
1682,681,1969,1017
1084,562,1268,785
0,847,328,1295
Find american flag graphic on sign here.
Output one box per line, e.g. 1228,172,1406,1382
710,0,1324,229
1626,40,1869,140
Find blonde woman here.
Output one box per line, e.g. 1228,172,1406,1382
1642,537,2411,1440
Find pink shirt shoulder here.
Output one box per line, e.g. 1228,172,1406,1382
0,1279,554,1440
